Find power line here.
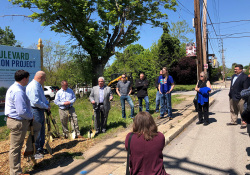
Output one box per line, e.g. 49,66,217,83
209,35,250,39
217,31,250,37
176,0,194,16
208,19,250,25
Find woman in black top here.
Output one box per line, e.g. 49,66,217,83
195,72,211,126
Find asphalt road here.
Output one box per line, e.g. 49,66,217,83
163,88,250,175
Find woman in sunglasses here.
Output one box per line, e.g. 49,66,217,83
195,72,211,126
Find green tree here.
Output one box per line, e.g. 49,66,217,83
170,20,194,44
10,0,177,85
104,43,159,87
158,25,185,69
0,26,17,46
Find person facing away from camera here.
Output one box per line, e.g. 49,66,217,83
125,112,169,175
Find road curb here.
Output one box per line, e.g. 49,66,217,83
164,97,215,145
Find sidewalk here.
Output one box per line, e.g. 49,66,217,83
35,91,218,175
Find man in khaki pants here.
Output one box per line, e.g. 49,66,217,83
5,70,41,175
54,80,82,138
228,64,248,128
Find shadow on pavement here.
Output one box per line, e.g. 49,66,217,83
208,112,216,115
210,89,221,96
208,118,217,124
28,152,82,174
164,155,238,174
61,140,126,175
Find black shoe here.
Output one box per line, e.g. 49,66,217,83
227,122,237,126
203,122,209,126
240,125,247,129
42,149,48,155
196,121,203,125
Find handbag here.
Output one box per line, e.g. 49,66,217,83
126,132,134,175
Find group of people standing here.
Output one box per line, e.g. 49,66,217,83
5,70,83,175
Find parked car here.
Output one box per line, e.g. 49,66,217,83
51,86,60,92
75,86,92,97
44,86,56,102
226,76,231,80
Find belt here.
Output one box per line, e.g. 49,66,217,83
8,117,21,121
99,103,104,105
60,106,73,110
32,107,43,110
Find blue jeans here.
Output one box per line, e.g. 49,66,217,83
155,91,160,111
32,108,45,151
160,93,172,118
120,95,134,118
138,96,149,112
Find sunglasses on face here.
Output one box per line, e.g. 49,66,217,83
122,77,126,78
200,76,204,77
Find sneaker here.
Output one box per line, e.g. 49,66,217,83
34,153,43,160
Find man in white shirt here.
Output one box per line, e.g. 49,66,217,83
54,80,82,138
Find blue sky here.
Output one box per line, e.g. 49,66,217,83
0,0,250,68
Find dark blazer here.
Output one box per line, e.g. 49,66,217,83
229,73,248,100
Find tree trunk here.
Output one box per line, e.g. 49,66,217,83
91,58,104,86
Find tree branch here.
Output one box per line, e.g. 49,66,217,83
0,14,31,18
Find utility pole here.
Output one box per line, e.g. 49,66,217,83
194,0,203,81
221,39,226,82
202,0,207,74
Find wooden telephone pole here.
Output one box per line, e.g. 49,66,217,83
194,0,203,81
202,0,207,74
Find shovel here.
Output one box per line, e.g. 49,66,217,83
46,110,60,138
30,120,36,164
88,109,96,139
68,110,76,140
44,112,53,155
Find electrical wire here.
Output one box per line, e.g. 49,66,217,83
176,0,194,16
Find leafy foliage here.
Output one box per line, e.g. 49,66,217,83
170,57,197,84
0,26,17,46
10,0,177,85
158,25,185,69
104,44,160,87
170,20,194,44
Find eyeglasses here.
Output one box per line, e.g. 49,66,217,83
200,76,204,77
122,77,126,78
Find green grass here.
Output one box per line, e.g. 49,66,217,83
174,84,196,91
0,92,186,141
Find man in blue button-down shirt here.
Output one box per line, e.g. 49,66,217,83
26,71,50,154
54,80,82,138
5,70,42,175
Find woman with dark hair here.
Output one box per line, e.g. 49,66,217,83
125,112,168,175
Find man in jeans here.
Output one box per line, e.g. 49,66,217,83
155,70,162,112
158,67,175,120
116,74,134,119
135,72,149,112
26,71,50,155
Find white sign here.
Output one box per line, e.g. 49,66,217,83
0,45,41,115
